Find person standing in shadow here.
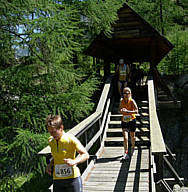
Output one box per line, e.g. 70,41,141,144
116,59,130,98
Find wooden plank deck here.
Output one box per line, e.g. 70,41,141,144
83,146,150,192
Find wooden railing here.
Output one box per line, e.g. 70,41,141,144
148,76,166,191
38,76,114,191
148,76,184,192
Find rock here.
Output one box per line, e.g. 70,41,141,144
173,184,188,192
182,84,188,97
180,187,188,192
174,75,188,108
175,75,188,88
182,137,188,149
173,184,181,192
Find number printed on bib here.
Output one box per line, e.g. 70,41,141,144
55,164,73,178
123,115,132,122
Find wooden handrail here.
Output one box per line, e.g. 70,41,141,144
96,77,111,113
148,76,166,183
38,112,101,155
148,78,166,154
68,112,101,137
148,77,185,190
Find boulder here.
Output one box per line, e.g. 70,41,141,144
175,74,188,98
175,74,188,88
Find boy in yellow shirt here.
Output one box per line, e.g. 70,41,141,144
46,115,89,192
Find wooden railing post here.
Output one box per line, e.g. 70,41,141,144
98,118,102,143
155,153,164,180
84,131,88,166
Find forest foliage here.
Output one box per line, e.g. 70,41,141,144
0,0,187,191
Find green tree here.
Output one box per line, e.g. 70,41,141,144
128,0,186,35
0,0,100,134
0,0,101,187
81,0,124,37
158,31,188,75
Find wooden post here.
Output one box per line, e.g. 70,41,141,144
150,40,158,106
104,59,110,80
98,118,102,143
84,131,89,166
155,153,164,181
96,57,100,75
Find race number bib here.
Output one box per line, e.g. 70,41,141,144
123,115,132,122
55,164,73,178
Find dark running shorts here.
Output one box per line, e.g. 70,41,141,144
119,80,127,86
53,176,83,192
121,119,136,132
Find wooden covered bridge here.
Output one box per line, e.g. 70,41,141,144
38,3,185,192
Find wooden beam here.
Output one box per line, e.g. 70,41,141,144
113,22,141,28
163,156,184,187
118,14,138,20
119,8,133,14
148,78,166,154
150,155,157,191
38,145,51,155
114,29,140,35
156,179,173,192
96,77,111,112
69,112,101,137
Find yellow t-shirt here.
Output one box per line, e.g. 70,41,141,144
48,133,82,180
118,64,128,81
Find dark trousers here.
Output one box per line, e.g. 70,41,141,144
53,176,83,192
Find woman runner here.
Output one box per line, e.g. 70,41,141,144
119,87,138,159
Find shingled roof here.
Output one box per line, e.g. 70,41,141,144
85,3,174,65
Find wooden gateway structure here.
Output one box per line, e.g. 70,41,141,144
85,2,174,98
85,4,173,63
38,3,186,192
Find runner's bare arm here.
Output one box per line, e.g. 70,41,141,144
64,144,89,166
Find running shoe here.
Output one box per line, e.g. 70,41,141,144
122,153,129,160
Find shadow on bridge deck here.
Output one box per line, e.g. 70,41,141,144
83,99,150,192
83,146,150,192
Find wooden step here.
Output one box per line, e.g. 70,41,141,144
110,114,122,121
107,127,150,137
139,106,149,111
109,120,149,128
110,114,144,120
105,136,150,147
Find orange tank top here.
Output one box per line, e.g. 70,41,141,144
120,98,136,122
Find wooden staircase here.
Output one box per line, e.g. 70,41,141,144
83,99,151,192
105,100,150,148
